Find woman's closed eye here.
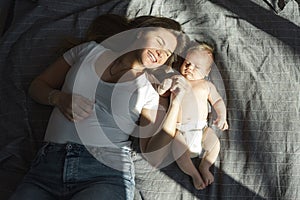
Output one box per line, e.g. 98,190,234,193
156,37,165,46
156,37,171,57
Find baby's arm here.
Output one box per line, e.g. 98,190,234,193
207,82,228,130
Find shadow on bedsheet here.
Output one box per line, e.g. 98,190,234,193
1,0,299,199
208,0,300,52
133,153,265,200
0,138,43,200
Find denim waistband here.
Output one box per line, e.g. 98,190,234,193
42,141,132,153
41,141,133,172
43,142,85,151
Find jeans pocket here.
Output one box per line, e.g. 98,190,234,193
30,143,49,168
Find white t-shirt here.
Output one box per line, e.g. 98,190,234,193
44,41,159,149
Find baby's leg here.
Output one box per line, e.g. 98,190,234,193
172,132,206,190
199,127,220,186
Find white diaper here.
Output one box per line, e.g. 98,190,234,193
176,121,207,156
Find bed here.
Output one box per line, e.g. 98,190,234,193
0,0,299,199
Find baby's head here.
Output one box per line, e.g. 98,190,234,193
179,41,214,81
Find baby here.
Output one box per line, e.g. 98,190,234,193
158,42,228,190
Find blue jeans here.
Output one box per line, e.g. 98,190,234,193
9,142,135,200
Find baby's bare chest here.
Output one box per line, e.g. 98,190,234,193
181,84,210,121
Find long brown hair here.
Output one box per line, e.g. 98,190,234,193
129,15,187,70
60,14,187,67
86,14,131,43
58,14,131,54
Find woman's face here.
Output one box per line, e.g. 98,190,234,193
180,50,213,81
136,28,177,69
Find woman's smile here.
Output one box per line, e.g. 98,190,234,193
147,50,157,63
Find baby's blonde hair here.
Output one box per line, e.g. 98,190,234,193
187,41,214,55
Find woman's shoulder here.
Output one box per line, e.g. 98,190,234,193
73,41,109,59
75,41,107,51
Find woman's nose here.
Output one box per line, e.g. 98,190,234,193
156,49,163,58
156,49,167,64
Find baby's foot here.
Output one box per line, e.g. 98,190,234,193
190,172,206,190
198,166,214,186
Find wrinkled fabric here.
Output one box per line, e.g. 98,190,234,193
0,0,299,199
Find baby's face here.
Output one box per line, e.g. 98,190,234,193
180,50,213,81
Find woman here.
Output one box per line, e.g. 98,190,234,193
9,15,187,200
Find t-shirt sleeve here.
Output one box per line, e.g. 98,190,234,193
63,42,95,66
143,85,160,110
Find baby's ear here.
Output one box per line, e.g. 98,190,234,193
207,51,213,57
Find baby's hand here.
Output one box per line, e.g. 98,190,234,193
158,78,173,95
213,118,228,131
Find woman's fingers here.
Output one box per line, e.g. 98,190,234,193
73,95,94,115
158,78,172,95
57,93,94,122
60,107,75,122
170,75,188,91
71,95,94,120
169,75,191,104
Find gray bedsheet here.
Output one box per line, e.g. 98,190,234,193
0,0,299,199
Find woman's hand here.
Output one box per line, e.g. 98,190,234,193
54,92,94,122
169,75,191,105
158,78,173,95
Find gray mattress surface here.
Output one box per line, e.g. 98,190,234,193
0,0,299,199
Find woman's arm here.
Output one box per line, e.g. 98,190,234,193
137,75,189,165
138,101,168,153
140,98,180,152
28,57,70,106
143,75,189,152
28,56,94,122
